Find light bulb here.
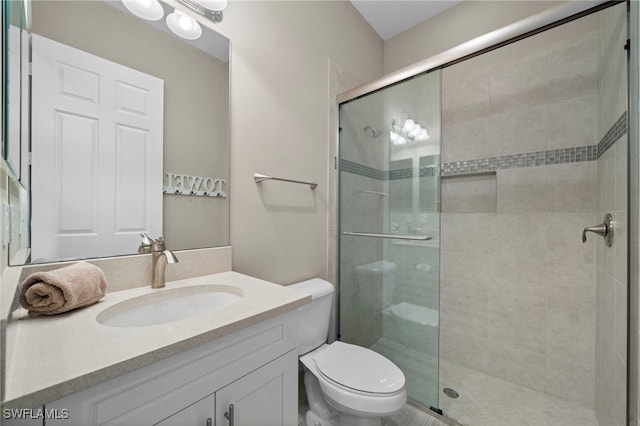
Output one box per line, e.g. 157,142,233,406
166,9,202,40
402,119,415,133
391,132,407,145
177,12,194,31
409,125,422,139
122,0,163,21
195,0,227,11
416,129,430,141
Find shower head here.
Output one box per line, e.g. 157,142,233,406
364,125,382,138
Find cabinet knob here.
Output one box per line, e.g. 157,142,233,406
224,404,235,425
206,419,212,426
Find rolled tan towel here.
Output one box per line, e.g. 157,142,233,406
20,262,108,316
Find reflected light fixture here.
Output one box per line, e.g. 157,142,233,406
179,0,227,24
391,117,430,144
121,0,227,40
389,131,407,146
166,9,202,40
122,0,164,21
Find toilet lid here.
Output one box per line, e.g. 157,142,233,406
314,342,405,394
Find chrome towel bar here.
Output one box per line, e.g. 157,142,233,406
342,231,432,241
254,173,317,189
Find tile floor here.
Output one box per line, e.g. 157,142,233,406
438,359,599,426
298,377,449,426
297,342,598,426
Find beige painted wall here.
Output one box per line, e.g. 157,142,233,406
31,0,230,253
213,1,384,284
384,1,565,74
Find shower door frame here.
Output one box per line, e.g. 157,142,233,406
334,0,637,421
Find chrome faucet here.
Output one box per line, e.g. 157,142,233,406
151,236,179,289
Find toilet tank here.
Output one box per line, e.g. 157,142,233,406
288,278,335,355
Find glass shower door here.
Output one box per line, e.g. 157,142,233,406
338,70,441,410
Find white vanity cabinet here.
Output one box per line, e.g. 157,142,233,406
44,310,300,426
214,350,298,426
155,393,215,425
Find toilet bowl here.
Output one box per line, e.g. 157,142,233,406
289,279,407,426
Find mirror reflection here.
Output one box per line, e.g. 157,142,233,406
6,0,230,265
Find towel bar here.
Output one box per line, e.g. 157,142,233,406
254,173,317,189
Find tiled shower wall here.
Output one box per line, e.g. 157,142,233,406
594,4,628,426
439,15,602,408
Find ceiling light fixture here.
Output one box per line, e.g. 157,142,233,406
121,0,164,21
391,118,430,144
166,8,203,40
121,0,227,34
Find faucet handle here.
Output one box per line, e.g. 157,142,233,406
138,232,154,253
152,236,167,252
140,232,154,245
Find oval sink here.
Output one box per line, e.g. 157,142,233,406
97,285,243,328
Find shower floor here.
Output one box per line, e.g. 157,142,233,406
439,359,598,426
371,337,598,426
298,338,598,426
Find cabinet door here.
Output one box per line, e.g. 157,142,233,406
154,394,214,426
215,350,298,426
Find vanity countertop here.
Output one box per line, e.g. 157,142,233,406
3,271,311,409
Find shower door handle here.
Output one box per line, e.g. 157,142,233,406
582,213,613,247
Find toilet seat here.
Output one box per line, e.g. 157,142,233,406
314,342,405,395
301,342,406,417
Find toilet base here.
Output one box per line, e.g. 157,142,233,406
304,368,394,426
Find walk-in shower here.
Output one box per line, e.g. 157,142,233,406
337,2,630,425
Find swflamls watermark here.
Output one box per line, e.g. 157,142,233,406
2,408,70,420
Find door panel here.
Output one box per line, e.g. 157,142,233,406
31,34,163,260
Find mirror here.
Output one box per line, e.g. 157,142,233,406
5,0,230,265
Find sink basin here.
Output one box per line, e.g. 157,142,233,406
97,285,243,327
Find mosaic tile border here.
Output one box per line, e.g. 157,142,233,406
440,145,598,176
340,160,384,180
597,112,627,158
341,113,627,179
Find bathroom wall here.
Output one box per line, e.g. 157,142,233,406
594,4,628,426
439,13,601,408
213,1,384,284
383,0,566,74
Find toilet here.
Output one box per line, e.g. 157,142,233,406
289,278,406,426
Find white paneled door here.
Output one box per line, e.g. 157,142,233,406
31,34,164,261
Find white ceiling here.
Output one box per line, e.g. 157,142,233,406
350,0,463,41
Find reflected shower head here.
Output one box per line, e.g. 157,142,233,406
364,125,382,138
